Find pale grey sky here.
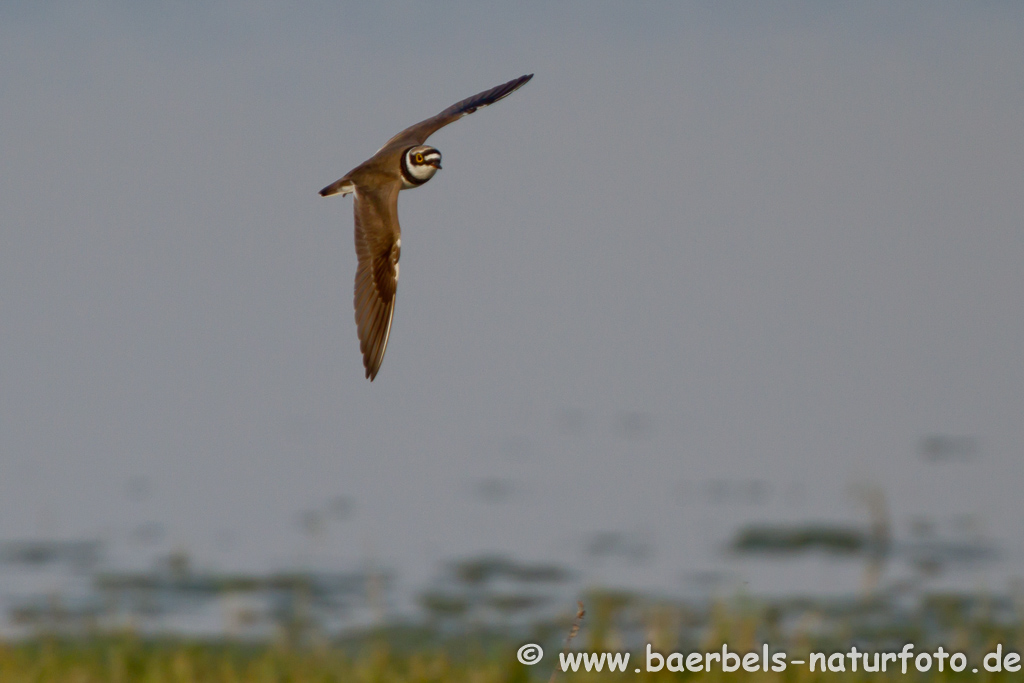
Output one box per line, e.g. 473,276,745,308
1,2,1022,599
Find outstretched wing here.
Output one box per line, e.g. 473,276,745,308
352,182,402,380
382,74,533,149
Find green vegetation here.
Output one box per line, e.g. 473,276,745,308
2,590,1022,682
0,637,523,683
0,634,1020,683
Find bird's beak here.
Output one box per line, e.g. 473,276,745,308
430,160,442,169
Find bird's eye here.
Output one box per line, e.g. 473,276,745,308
415,153,424,163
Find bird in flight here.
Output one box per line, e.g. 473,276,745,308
319,74,533,381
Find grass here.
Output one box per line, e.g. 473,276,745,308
1,592,1021,682
0,636,1020,682
0,638,510,683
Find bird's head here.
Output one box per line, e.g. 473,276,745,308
401,145,442,187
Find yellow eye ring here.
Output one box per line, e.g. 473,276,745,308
415,153,424,163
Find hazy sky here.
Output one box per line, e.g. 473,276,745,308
1,2,1022,600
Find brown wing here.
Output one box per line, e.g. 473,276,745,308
352,182,402,380
381,74,533,150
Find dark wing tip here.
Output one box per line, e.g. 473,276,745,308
320,177,354,197
384,74,534,147
478,73,533,107
444,73,534,119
